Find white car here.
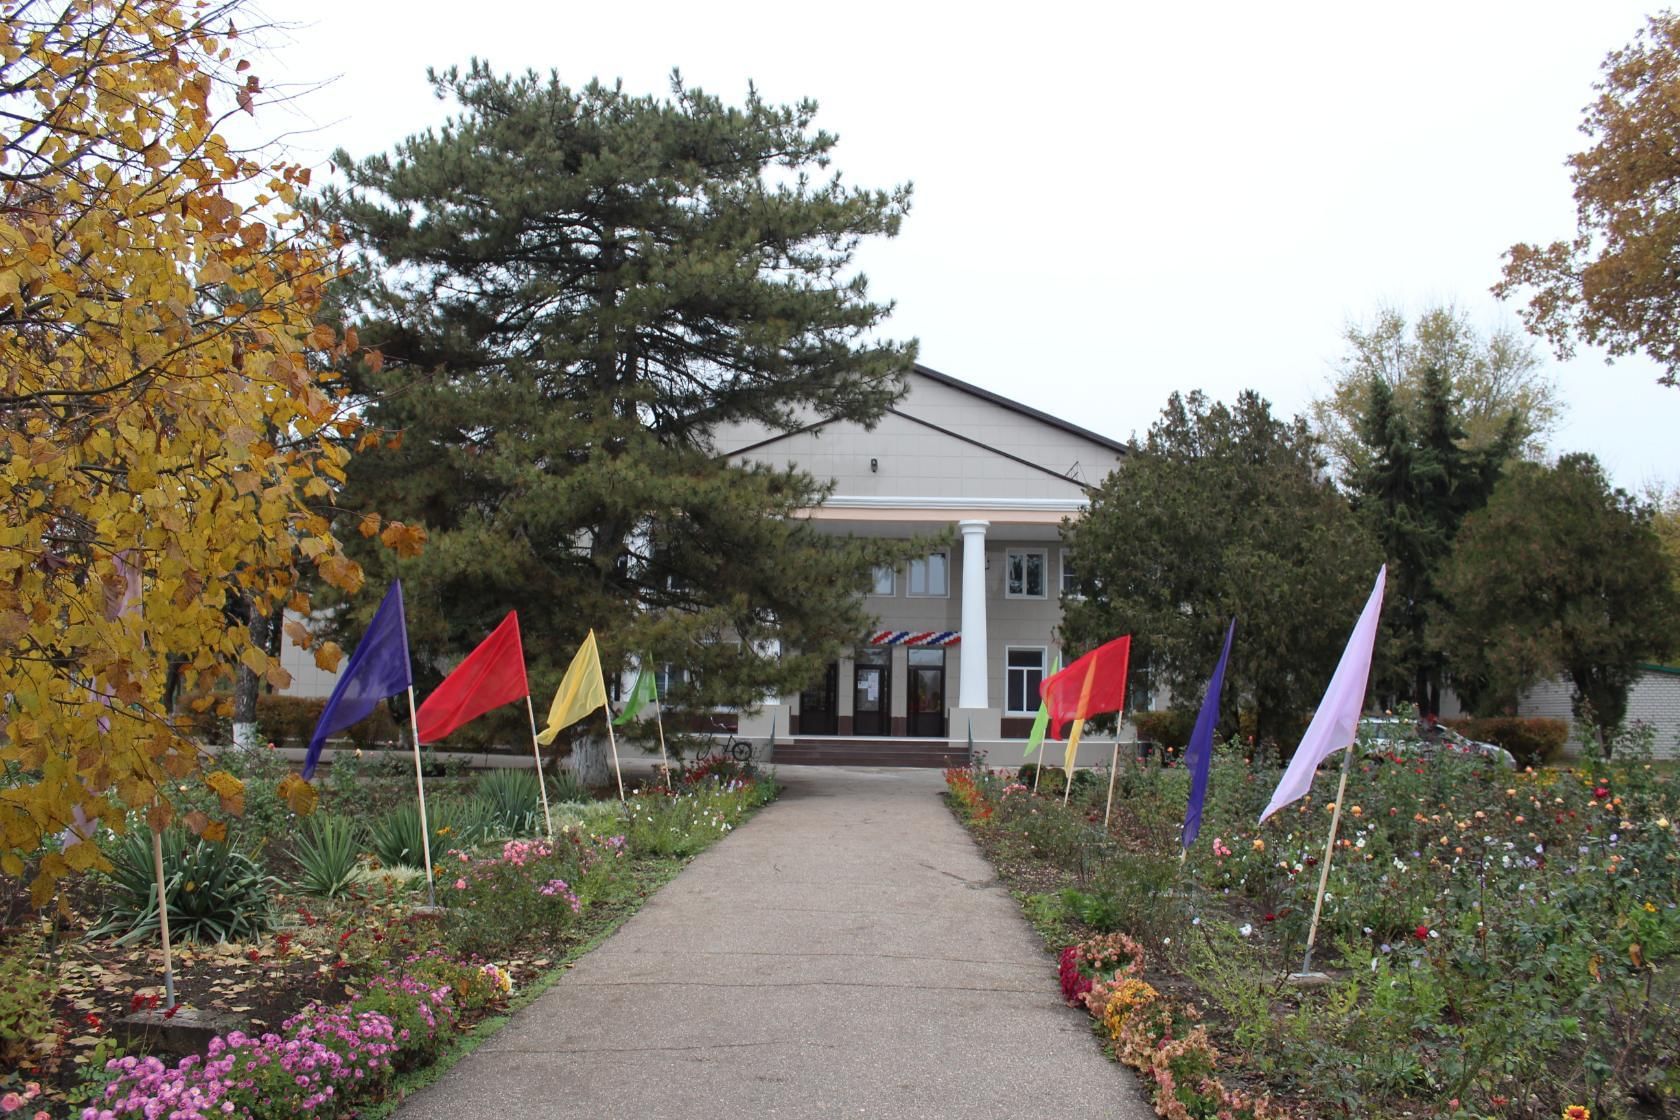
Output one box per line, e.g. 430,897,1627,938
1357,717,1518,770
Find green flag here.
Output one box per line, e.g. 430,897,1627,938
1024,655,1061,757
612,666,658,726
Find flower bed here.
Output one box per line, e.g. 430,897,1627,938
943,733,1678,1120
3,763,778,1116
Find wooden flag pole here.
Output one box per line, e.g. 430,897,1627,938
651,691,671,790
405,686,437,907
1103,740,1120,830
1062,719,1085,808
1300,740,1356,975
597,661,625,801
150,826,176,1009
524,695,554,839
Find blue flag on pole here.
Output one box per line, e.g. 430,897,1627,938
302,581,413,778
1181,618,1236,852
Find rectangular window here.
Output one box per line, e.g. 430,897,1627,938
1006,647,1047,714
907,552,949,597
1005,549,1047,599
872,565,895,596
1060,551,1080,598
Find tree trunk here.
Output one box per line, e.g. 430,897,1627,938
569,736,612,788
231,603,275,750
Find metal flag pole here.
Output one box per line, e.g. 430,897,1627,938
524,695,554,838
405,686,437,907
1300,740,1356,975
150,826,176,1009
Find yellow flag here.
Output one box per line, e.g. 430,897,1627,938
1063,656,1100,779
1064,718,1086,777
535,630,607,745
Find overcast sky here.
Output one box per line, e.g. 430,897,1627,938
247,0,1678,492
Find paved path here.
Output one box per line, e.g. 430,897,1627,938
397,766,1154,1119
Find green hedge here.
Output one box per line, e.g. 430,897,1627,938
1444,716,1569,767
1131,709,1196,750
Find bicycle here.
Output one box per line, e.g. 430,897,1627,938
718,736,754,763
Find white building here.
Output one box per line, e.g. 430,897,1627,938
714,363,1128,766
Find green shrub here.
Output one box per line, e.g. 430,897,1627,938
1445,716,1569,767
1132,709,1197,751
291,814,365,899
545,766,585,804
0,936,56,1067
90,828,276,944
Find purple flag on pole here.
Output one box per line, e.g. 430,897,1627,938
301,581,412,779
1181,618,1236,851
1260,566,1386,823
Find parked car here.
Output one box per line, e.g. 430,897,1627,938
1357,717,1518,770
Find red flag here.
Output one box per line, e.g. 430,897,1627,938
415,612,530,744
1041,635,1131,738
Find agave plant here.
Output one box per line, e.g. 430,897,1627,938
472,769,547,838
291,813,365,899
370,799,491,870
89,828,276,945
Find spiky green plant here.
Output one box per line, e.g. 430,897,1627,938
89,828,276,945
292,814,365,899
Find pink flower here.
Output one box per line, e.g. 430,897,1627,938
454,878,467,890
2,1092,25,1113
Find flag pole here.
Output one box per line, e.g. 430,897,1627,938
524,695,554,839
651,687,671,789
1103,739,1119,830
1062,719,1083,808
1300,740,1356,975
150,826,175,1009
405,686,437,907
597,660,625,801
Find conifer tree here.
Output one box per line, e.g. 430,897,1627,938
322,65,921,714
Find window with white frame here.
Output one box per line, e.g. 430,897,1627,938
1005,549,1047,599
907,552,949,597
872,565,895,596
1060,551,1081,598
1006,647,1047,714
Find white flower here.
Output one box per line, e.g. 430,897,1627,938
1238,923,1253,937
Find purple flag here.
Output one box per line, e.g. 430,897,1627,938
1260,566,1386,823
1181,618,1235,851
302,581,412,778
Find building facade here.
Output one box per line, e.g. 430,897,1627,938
715,364,1127,765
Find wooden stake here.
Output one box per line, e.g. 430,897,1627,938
406,686,437,907
1300,741,1356,975
151,826,175,1009
651,691,671,789
524,694,554,838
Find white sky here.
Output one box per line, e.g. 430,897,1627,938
245,0,1678,492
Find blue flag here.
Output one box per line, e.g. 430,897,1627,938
1181,618,1235,852
302,581,413,778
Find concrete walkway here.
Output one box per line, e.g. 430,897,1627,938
397,766,1155,1119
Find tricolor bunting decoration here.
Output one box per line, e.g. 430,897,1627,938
867,630,960,646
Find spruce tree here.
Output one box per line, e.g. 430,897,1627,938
321,65,921,716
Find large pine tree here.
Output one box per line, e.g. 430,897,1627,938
322,65,921,718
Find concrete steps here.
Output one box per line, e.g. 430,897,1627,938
770,738,971,768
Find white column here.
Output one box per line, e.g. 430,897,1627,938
958,519,990,709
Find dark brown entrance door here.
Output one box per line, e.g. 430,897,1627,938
907,648,945,738
853,650,890,737
798,662,839,735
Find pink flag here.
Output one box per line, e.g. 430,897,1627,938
1259,566,1386,823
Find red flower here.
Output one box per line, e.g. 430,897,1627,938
246,949,261,962
164,1004,180,1020
85,1012,103,1031
1263,913,1276,922
1415,925,1430,941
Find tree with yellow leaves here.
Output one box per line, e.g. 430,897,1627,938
0,0,393,902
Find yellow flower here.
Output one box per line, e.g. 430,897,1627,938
1251,838,1265,852
1563,1106,1592,1120
1645,902,1658,913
